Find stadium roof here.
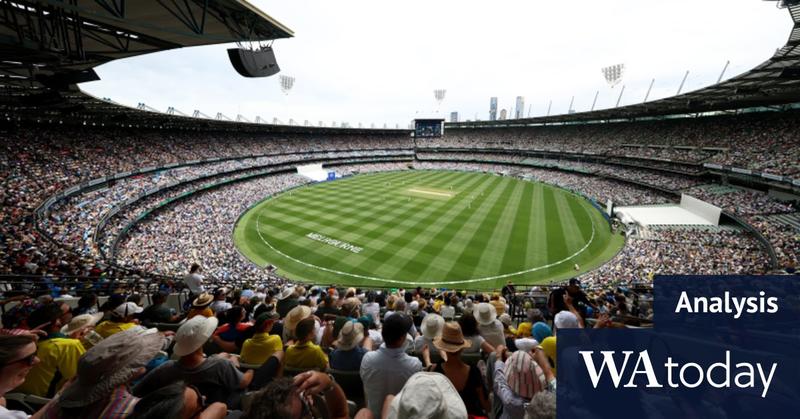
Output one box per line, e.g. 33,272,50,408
0,0,291,88
3,1,800,133
448,2,800,128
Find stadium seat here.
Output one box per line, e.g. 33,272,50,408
283,366,313,377
462,352,483,365
3,393,51,414
329,368,365,407
203,340,223,356
239,362,262,371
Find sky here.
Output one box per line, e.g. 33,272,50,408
80,0,792,128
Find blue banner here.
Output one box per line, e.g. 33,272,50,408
557,275,800,419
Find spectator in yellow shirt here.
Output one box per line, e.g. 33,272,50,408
284,318,328,371
240,311,282,366
94,302,142,338
15,303,85,397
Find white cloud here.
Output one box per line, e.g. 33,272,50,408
81,0,791,125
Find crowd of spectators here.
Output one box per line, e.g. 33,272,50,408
440,110,800,177
5,278,634,418
577,227,772,287
1,119,797,298
115,163,409,283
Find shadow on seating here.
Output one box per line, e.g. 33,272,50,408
330,368,364,408
4,393,51,414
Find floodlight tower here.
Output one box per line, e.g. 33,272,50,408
278,74,295,125
602,63,626,107
434,89,446,113
279,75,295,95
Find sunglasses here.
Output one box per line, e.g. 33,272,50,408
5,352,37,367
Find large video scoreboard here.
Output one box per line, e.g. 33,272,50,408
414,119,445,138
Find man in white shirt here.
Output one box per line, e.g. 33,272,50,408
184,263,205,295
360,313,422,418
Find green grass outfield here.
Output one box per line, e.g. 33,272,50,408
234,170,624,291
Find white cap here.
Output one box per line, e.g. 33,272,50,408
113,302,143,318
554,310,580,329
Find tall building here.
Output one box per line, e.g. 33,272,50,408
489,97,498,121
499,109,507,120
450,111,459,123
515,96,525,119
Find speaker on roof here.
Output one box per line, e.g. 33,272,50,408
227,47,280,78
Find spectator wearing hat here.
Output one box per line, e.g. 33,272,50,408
95,302,143,338
284,318,328,371
422,322,489,417
491,346,554,419
239,311,282,365
330,322,371,371
457,313,495,355
360,313,422,418
276,287,299,318
475,303,505,348
414,313,444,357
15,303,83,398
540,309,584,375
383,372,468,419
139,291,179,325
60,312,104,349
128,381,227,419
282,305,313,342
133,316,253,408
42,327,166,418
187,293,214,319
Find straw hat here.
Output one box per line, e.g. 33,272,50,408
433,322,472,353
420,314,444,340
283,305,312,337
278,286,296,301
192,292,213,308
173,316,219,357
387,372,467,419
475,303,497,326
335,321,364,351
58,328,165,408
60,313,104,335
498,313,512,327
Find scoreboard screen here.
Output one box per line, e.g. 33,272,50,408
414,119,444,138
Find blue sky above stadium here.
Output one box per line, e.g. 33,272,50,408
80,0,790,127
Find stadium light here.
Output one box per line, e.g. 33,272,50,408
601,64,625,88
434,89,447,110
279,75,295,95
